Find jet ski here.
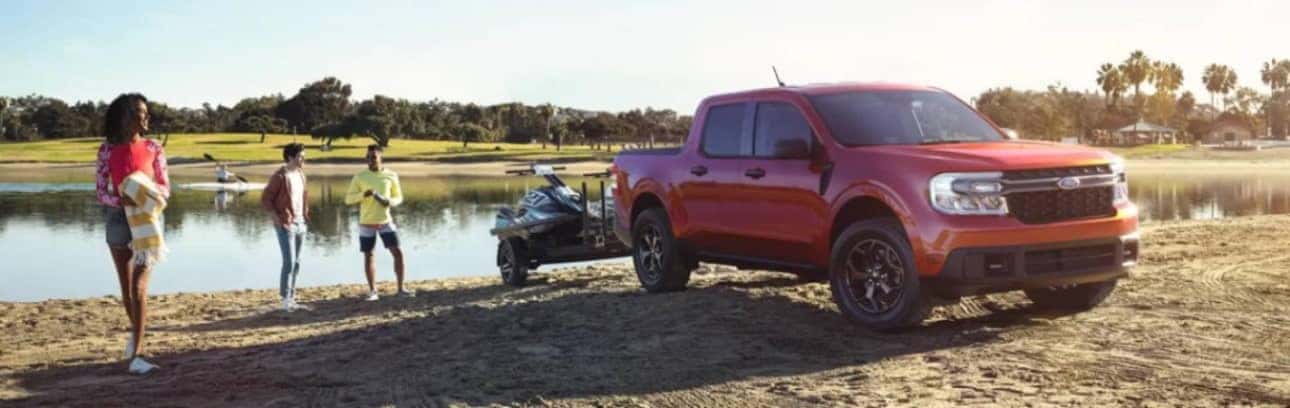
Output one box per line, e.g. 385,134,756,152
489,163,626,286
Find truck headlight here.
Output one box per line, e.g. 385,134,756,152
1110,159,1129,204
929,172,1008,215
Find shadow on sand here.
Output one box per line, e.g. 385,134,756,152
9,273,1079,406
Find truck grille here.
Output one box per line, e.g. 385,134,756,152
1004,165,1116,224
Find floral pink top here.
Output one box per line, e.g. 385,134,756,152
95,139,170,207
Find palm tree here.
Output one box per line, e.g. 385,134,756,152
1096,63,1126,108
1263,59,1289,92
1203,64,1225,108
1119,50,1154,115
1262,59,1290,139
538,103,555,149
1219,68,1239,112
1152,62,1184,94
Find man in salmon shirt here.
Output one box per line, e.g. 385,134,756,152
344,144,413,301
260,143,309,312
94,93,169,375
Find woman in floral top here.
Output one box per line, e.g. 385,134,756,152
95,93,169,375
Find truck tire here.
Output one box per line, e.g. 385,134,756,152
1024,280,1117,310
498,238,529,287
632,208,691,292
829,218,931,332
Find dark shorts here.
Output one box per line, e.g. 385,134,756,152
358,224,400,252
104,206,132,248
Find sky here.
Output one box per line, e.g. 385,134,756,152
2,0,1287,113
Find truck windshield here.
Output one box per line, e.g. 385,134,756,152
808,90,1003,146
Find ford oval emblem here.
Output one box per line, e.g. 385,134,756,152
1057,176,1081,190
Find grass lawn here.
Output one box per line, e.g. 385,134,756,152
1104,144,1193,159
0,133,615,164
1106,143,1290,161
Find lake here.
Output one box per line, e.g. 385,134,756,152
2,170,1288,301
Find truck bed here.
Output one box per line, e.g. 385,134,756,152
614,147,682,156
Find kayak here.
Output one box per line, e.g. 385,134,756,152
179,182,267,192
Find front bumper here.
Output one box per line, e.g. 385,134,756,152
926,233,1139,297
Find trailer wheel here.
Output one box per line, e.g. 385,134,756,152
632,208,691,292
498,238,529,287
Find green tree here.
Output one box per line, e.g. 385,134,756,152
31,99,90,139
276,77,352,132
456,123,491,149
241,114,288,142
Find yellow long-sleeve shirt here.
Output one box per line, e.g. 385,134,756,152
344,168,404,225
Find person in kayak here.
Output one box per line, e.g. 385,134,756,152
215,163,238,183
344,144,413,301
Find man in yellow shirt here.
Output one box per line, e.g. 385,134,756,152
344,145,412,301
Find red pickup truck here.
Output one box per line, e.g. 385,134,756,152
610,82,1139,331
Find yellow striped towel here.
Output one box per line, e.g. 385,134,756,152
121,171,168,267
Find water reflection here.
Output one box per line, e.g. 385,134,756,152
1129,173,1290,222
0,175,616,301
4,171,1287,301
0,176,606,251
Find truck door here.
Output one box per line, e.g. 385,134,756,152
675,102,754,255
732,100,830,264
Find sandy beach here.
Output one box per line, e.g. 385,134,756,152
2,214,1288,406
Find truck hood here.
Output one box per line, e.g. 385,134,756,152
860,141,1119,171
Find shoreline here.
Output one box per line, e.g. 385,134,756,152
6,157,1290,178
0,159,614,179
2,215,1288,405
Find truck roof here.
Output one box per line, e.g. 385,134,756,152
701,82,942,103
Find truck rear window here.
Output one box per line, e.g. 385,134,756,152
701,103,747,157
808,91,1002,146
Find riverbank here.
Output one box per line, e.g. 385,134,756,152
6,157,1290,182
3,215,1288,406
0,159,614,180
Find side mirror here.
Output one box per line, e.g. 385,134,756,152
1000,128,1020,140
774,138,811,159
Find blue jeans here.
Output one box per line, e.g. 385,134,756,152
275,221,306,299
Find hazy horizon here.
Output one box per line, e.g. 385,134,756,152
3,0,1286,113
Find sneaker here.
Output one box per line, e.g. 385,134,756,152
396,290,416,298
124,333,136,360
128,357,159,374
282,298,294,313
365,291,380,301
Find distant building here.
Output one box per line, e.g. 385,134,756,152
1202,118,1255,145
1113,120,1177,145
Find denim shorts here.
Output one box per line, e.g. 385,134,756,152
358,223,399,252
104,206,132,248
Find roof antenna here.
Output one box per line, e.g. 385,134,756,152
772,66,786,87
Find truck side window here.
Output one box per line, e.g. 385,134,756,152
753,102,813,159
701,104,747,157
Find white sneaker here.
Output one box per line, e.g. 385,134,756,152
397,290,416,298
282,298,294,312
124,333,136,360
365,291,379,301
128,357,159,374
